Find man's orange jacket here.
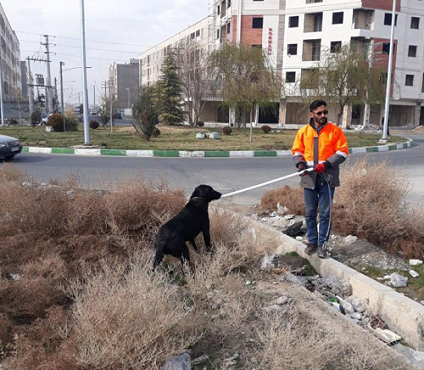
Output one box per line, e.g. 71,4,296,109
292,121,349,188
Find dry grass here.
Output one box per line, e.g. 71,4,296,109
260,185,305,214
0,166,417,369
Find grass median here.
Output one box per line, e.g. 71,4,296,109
0,124,406,151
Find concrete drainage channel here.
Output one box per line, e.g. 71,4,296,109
247,216,424,357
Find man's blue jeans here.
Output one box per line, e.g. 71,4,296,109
304,175,335,247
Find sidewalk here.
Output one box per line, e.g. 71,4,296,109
21,138,414,158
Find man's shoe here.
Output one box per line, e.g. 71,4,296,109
317,246,329,259
305,244,318,255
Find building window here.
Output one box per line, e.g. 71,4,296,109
227,22,231,33
382,42,395,54
227,0,231,7
422,73,424,93
384,13,398,26
216,29,220,40
409,45,417,57
289,16,299,28
252,44,262,49
286,72,296,83
405,74,414,86
330,41,342,53
411,17,420,29
287,43,298,55
217,5,220,15
332,12,344,25
252,17,263,29
196,30,200,37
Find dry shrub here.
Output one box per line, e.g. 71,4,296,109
0,164,23,183
68,257,202,370
103,178,185,237
247,303,404,370
335,157,424,256
209,206,280,271
260,185,305,215
5,306,78,370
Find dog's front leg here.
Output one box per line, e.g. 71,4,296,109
202,219,212,252
189,239,199,252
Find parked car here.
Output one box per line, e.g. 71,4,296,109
39,113,54,126
0,134,22,160
114,112,122,119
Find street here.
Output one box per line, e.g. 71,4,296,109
2,134,423,207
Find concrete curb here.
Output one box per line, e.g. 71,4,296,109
248,218,424,350
21,139,413,158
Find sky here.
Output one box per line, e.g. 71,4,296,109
3,0,210,106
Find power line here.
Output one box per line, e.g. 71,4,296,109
22,50,127,62
20,39,142,54
16,30,152,48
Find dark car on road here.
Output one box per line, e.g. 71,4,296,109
0,134,23,160
114,112,122,119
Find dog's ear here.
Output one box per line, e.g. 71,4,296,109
190,186,202,199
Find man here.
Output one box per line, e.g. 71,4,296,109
291,100,349,258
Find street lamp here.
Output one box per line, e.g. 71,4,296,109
380,0,396,143
126,88,131,109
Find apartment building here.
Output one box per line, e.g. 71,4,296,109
139,17,210,87
282,0,424,127
109,59,140,111
138,0,424,127
0,3,21,102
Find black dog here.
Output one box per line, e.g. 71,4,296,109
153,185,222,269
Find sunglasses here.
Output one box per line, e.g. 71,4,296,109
313,110,328,116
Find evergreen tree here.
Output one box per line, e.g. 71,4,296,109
157,52,185,125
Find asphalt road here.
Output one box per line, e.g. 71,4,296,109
2,133,423,207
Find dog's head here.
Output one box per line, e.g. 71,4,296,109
190,185,222,202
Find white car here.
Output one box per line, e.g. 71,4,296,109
0,134,22,160
39,113,54,126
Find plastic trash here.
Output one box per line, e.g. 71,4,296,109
261,253,275,270
161,353,191,370
409,259,423,266
373,328,402,345
409,270,420,278
389,273,408,288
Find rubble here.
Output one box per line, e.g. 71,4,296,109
389,273,408,288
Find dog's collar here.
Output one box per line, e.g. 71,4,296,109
190,197,205,200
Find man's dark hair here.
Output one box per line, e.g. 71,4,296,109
309,100,327,112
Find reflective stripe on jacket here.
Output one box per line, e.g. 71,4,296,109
291,121,349,189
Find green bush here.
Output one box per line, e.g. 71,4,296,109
47,113,64,132
90,120,100,130
31,110,42,128
261,125,272,134
64,114,79,132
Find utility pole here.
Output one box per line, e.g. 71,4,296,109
26,58,34,115
109,79,114,133
60,61,66,132
92,84,96,109
42,35,53,113
80,0,90,145
381,0,396,142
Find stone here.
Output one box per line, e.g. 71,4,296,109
295,236,304,241
284,272,301,284
45,126,54,132
350,312,362,320
161,353,191,370
393,343,424,369
207,132,219,139
373,328,401,345
261,253,275,270
276,202,288,215
389,273,408,288
350,297,366,313
268,304,284,312
409,259,423,266
192,355,209,366
196,133,206,139
344,235,358,244
276,296,289,305
409,270,420,278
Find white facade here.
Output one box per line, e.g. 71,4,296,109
139,17,210,87
0,3,21,102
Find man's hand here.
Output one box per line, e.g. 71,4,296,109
296,162,308,176
314,163,326,173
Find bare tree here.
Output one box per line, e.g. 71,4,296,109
175,40,210,127
209,43,281,142
311,45,386,126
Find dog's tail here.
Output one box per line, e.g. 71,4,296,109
153,241,166,269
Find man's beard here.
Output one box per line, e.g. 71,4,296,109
315,117,327,125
